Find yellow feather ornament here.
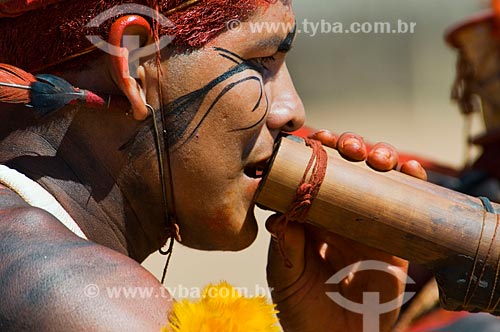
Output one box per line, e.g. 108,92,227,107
163,282,280,332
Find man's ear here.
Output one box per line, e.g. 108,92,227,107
108,15,152,120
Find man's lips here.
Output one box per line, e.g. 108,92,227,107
244,135,285,181
243,133,284,180
244,159,270,179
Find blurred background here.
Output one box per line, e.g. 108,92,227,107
143,0,488,297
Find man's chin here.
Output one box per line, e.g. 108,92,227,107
178,210,258,251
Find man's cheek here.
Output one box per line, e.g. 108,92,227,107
218,79,268,131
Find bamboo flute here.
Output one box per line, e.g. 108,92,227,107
255,136,500,314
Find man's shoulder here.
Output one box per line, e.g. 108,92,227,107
0,183,61,243
0,187,171,331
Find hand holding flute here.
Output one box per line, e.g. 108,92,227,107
264,130,427,332
260,130,500,326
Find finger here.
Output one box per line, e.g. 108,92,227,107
400,160,428,181
308,130,338,149
321,233,407,268
367,142,399,171
337,132,368,161
266,215,307,289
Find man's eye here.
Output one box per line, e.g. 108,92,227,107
252,56,277,72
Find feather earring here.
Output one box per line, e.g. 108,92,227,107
0,63,105,116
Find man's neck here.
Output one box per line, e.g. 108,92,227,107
0,106,167,261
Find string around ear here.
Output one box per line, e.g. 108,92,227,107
0,63,105,115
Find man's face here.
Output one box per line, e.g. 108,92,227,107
147,1,305,250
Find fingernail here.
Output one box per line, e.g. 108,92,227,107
343,138,360,150
372,149,391,160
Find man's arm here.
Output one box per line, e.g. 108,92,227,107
0,185,172,332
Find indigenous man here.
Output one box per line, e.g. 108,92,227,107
0,1,425,331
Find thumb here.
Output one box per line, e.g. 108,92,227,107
266,214,307,290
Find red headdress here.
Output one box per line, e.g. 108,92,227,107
0,0,62,17
0,0,269,72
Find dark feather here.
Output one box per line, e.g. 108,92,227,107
30,74,86,116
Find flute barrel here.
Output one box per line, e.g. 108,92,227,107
255,136,500,314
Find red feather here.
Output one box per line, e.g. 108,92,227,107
0,63,36,104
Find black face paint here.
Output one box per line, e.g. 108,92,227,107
278,23,296,53
160,47,269,148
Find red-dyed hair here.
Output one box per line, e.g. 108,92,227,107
0,0,278,72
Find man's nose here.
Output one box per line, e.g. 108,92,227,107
266,63,306,132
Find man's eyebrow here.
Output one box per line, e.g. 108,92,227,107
255,23,297,54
